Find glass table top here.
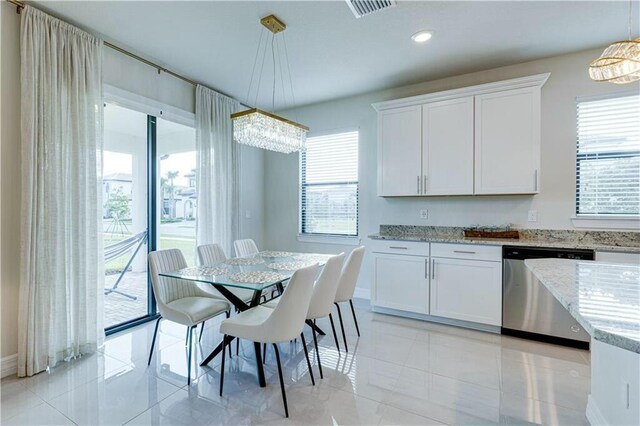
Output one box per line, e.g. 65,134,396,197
158,251,332,291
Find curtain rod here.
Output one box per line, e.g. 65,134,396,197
6,0,248,107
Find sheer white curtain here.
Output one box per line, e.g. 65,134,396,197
195,85,240,255
18,6,104,377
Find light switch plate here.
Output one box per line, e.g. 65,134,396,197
420,209,428,219
528,210,538,222
245,210,252,219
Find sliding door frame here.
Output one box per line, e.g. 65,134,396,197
104,86,195,336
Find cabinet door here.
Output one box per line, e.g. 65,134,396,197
474,87,540,195
372,253,429,314
430,257,501,325
378,106,423,196
422,97,474,195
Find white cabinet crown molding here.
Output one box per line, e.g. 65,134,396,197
371,73,550,111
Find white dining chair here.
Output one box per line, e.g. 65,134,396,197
263,253,345,378
197,243,255,305
233,239,259,258
219,263,319,418
148,249,231,385
333,246,365,352
197,243,259,353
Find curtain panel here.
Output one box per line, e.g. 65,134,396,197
18,6,104,377
195,85,240,255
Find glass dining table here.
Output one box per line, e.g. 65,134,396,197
158,250,332,387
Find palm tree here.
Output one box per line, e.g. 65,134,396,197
161,171,179,219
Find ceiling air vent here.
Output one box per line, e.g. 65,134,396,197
345,0,397,19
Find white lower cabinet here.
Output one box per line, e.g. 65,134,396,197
372,252,429,314
429,257,502,326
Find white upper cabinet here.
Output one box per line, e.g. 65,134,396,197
377,105,423,196
422,97,474,195
474,87,540,194
373,74,549,197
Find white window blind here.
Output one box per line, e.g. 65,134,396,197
576,94,640,216
301,131,359,236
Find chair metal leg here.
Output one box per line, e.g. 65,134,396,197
349,299,361,337
147,317,161,366
300,333,315,386
272,344,289,418
185,328,190,345
220,335,226,396
328,313,340,352
263,343,267,364
312,327,323,379
199,321,206,343
187,326,193,385
335,303,348,352
236,337,240,356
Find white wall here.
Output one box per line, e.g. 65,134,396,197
1,1,22,361
0,5,265,363
264,48,639,295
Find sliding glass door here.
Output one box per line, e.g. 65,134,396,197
103,102,195,332
103,103,150,329
157,118,197,266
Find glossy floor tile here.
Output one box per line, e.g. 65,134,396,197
1,300,591,425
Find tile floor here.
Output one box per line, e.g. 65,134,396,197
0,300,591,425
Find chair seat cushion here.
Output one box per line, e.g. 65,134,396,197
165,297,230,326
262,299,279,309
220,306,275,343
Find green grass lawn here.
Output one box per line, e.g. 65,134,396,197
104,234,196,272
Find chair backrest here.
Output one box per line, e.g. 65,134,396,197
197,243,227,265
262,263,318,343
234,239,259,258
334,246,365,303
307,253,345,320
148,249,206,310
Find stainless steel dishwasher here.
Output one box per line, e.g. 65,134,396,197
502,246,594,349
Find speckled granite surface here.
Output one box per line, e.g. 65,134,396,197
525,258,640,353
369,225,640,253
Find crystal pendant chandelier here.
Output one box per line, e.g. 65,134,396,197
589,0,640,84
231,15,309,153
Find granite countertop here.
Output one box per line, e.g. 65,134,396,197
369,226,640,253
525,258,640,353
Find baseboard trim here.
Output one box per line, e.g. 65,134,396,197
371,305,501,334
1,354,18,378
353,288,371,300
586,394,607,426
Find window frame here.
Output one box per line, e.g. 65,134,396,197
573,91,640,229
298,129,360,243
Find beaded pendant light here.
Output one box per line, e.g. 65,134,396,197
231,15,309,154
589,0,640,84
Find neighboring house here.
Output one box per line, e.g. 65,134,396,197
103,171,197,220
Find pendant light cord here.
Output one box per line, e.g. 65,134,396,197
628,0,633,40
246,28,265,106
272,34,276,113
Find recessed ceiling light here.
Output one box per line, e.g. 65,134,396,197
411,30,433,43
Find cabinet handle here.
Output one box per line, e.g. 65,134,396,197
389,246,408,250
417,175,420,194
423,175,427,194
453,250,476,254
534,169,538,192
431,259,436,279
627,383,630,409
424,259,428,279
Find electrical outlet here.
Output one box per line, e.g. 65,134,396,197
420,209,429,219
528,210,538,222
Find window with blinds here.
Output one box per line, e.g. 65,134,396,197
576,94,640,216
300,131,359,236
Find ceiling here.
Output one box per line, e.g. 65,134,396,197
35,1,637,109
